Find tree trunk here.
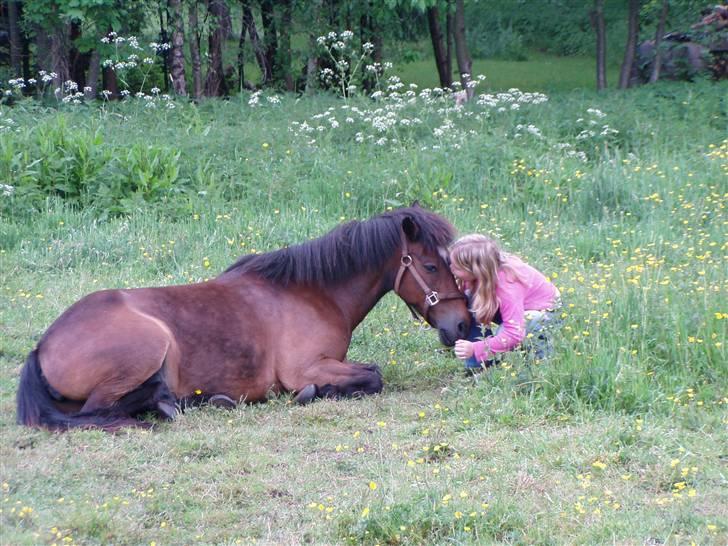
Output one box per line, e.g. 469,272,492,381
446,1,453,84
221,2,233,39
22,28,31,81
279,0,294,91
99,25,118,99
237,5,247,91
591,0,608,90
168,0,187,96
372,12,383,66
325,0,338,26
453,0,473,97
86,49,101,99
427,6,451,88
188,0,203,99
68,21,90,90
305,36,319,94
649,0,670,83
50,24,71,91
303,0,323,94
8,1,23,78
158,3,170,92
260,0,278,83
204,0,228,96
243,2,270,83
619,0,640,89
102,65,119,98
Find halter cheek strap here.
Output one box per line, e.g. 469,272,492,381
393,233,465,323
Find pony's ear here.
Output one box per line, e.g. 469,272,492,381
402,215,421,242
410,200,421,208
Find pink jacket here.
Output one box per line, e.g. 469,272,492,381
472,258,559,362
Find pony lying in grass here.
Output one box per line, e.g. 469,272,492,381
17,205,471,431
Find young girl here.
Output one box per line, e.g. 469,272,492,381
449,234,561,370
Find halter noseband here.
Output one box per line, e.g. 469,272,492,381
393,233,466,324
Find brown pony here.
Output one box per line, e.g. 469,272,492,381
16,205,471,431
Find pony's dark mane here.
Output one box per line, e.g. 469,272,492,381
221,206,456,286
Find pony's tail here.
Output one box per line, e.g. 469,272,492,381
16,349,142,432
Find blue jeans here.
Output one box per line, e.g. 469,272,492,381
463,308,561,369
463,318,494,369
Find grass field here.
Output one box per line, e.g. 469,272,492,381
0,72,726,545
396,51,622,92
231,44,619,94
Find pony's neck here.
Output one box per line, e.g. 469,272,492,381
328,266,396,330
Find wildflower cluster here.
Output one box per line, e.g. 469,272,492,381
514,123,543,139
316,30,380,97
574,107,619,141
541,107,620,162
99,32,173,108
101,32,156,73
654,459,700,506
475,88,548,111
289,73,519,151
1,32,172,109
2,70,58,101
247,90,282,107
308,496,339,521
705,138,728,175
571,478,622,518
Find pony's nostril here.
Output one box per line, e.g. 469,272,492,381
457,320,467,337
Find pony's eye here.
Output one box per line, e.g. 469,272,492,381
424,264,438,273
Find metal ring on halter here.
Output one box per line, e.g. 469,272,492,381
401,255,412,266
425,291,440,306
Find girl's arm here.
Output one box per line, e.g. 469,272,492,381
471,281,527,361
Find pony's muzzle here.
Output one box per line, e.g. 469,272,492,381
437,318,469,347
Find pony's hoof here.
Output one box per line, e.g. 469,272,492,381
156,401,178,421
362,363,382,375
293,384,318,405
208,394,237,409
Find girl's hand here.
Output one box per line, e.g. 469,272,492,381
454,340,475,360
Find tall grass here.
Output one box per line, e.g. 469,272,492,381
2,81,725,412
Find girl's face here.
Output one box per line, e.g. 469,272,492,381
449,261,476,283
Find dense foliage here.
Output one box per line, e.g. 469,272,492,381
467,0,714,58
2,0,723,100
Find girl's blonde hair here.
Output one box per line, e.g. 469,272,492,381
449,234,523,325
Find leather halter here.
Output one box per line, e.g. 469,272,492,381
393,233,466,324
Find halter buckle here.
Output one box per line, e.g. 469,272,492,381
425,291,440,306
401,255,412,266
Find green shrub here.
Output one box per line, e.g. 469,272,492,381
0,113,183,217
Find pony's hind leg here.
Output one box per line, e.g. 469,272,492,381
78,368,177,423
112,368,178,421
293,359,383,404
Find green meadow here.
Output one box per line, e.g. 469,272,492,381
0,73,726,544
395,51,622,93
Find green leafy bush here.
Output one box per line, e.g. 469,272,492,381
1,114,183,216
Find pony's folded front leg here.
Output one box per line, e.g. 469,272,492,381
292,358,383,404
